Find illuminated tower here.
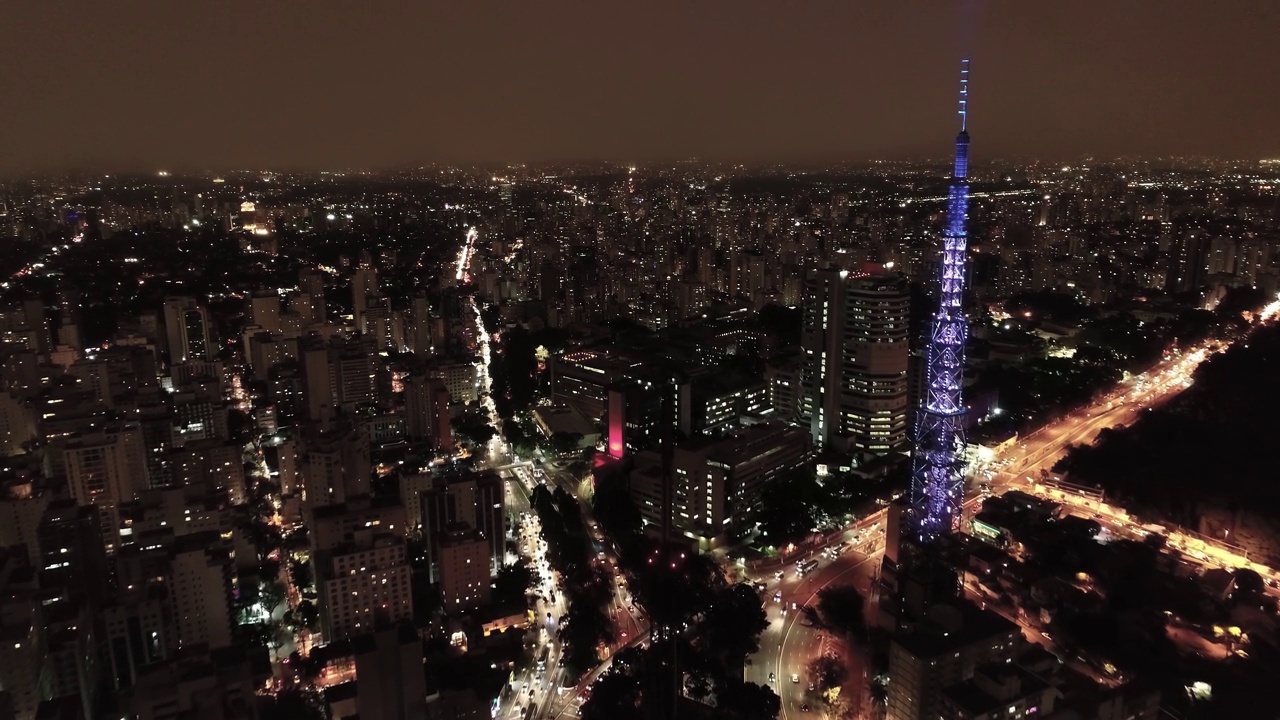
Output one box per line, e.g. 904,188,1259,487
910,60,972,544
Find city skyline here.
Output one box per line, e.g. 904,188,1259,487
2,2,1280,175
3,7,1280,718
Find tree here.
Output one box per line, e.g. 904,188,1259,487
493,560,537,605
295,600,319,631
816,585,866,640
807,654,847,693
453,416,497,447
755,469,820,545
289,558,313,592
592,474,643,554
717,681,781,720
801,604,823,628
260,579,287,615
703,584,768,669
580,672,643,720
262,688,327,720
1232,568,1264,599
549,431,583,456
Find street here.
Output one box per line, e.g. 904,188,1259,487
737,311,1280,719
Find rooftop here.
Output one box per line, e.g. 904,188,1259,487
893,601,1020,659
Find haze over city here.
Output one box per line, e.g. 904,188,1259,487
2,1,1280,174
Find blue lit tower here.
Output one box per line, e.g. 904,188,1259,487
910,59,972,544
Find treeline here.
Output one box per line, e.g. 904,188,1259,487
529,484,615,679
1055,319,1280,529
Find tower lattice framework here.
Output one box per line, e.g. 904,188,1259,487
910,59,973,544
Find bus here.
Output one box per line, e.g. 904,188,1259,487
796,558,818,576
537,645,550,671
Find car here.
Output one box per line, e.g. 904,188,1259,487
791,674,800,684
800,704,811,713
768,672,776,683
773,591,782,603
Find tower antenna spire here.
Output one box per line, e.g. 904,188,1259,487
910,58,973,544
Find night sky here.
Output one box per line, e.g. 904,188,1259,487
2,1,1278,174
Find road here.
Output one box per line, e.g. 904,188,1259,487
533,462,649,720
497,471,572,720
739,301,1280,718
744,515,887,720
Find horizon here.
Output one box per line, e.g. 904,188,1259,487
3,2,1278,175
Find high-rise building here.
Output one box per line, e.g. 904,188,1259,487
408,295,433,357
301,424,372,510
0,592,51,720
317,533,413,641
0,478,51,567
438,527,492,612
299,268,327,323
417,471,505,580
37,500,110,607
1166,231,1209,293
61,422,148,550
161,297,211,366
120,644,269,720
165,531,235,651
404,372,452,449
349,623,428,720
352,266,378,330
425,360,478,405
310,496,407,552
1205,236,1238,277
248,292,282,334
169,439,246,504
102,590,169,690
301,334,378,426
799,266,910,453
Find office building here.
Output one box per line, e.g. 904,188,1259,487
629,421,811,546
800,266,910,454
550,350,639,422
